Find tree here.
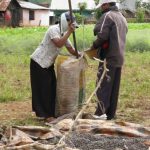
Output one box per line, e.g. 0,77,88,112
136,0,150,10
136,8,145,22
136,0,142,9
78,2,87,15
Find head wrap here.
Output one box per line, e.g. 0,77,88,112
60,12,79,35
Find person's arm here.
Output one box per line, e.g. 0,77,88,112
64,39,79,56
91,13,113,50
66,46,77,56
51,23,75,48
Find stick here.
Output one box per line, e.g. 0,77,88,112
69,59,108,130
68,0,79,58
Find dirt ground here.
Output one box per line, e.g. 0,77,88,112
0,100,34,125
0,100,150,127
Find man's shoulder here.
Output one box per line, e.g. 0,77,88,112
101,11,113,20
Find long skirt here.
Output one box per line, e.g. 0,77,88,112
95,63,122,120
30,59,56,118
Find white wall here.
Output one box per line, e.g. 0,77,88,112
21,9,50,26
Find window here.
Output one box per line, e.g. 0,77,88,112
29,10,34,20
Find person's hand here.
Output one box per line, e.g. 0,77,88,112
68,23,76,33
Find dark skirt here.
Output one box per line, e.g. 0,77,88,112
30,59,56,118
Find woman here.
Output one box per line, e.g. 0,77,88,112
30,12,79,122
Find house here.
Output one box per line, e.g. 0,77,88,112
24,0,51,7
18,1,53,26
0,0,54,27
50,0,96,17
0,0,20,27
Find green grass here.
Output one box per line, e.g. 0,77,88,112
128,23,150,30
122,52,150,99
126,29,150,52
0,23,150,55
0,54,30,102
0,23,150,126
0,27,46,55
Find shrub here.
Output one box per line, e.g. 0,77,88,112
126,18,136,23
126,39,150,52
94,9,102,20
74,13,83,24
136,8,145,23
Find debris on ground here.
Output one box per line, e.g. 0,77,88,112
0,114,150,150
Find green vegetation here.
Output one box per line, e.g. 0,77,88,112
0,23,149,55
0,23,150,126
136,8,145,23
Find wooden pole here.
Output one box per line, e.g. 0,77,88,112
68,0,79,58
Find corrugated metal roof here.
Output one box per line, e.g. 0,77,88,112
0,0,11,11
18,1,50,10
50,0,96,10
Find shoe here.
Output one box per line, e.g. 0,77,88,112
92,114,107,120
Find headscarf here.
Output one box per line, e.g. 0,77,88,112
60,12,69,35
60,12,78,35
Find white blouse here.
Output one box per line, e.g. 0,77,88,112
31,25,71,68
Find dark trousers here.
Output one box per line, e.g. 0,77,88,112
95,63,122,120
30,59,56,118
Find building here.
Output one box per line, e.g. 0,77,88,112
18,1,53,26
0,0,20,27
0,0,54,27
50,0,96,17
22,0,50,7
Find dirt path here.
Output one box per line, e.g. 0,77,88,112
0,100,33,125
0,100,149,127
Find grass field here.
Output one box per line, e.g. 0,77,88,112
0,23,150,126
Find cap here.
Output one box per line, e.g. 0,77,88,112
96,0,117,9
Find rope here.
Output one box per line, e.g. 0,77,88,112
54,58,109,149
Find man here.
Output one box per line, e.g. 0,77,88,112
90,0,128,120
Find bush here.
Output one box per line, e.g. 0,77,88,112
126,39,150,52
136,8,145,23
74,13,84,24
126,18,136,23
94,9,102,20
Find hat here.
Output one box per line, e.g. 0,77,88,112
64,11,79,28
96,0,117,9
